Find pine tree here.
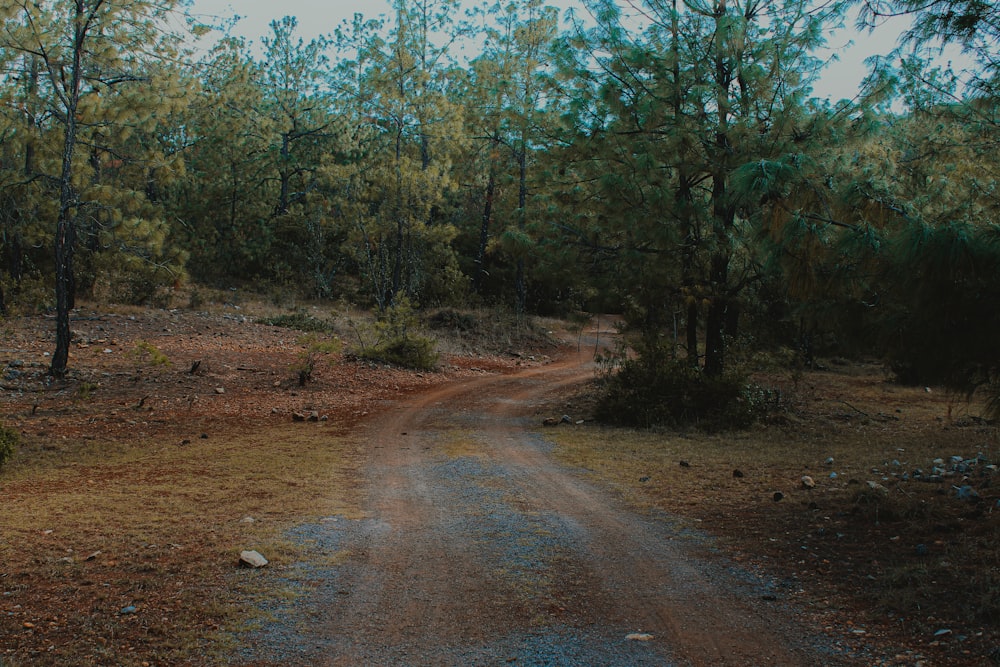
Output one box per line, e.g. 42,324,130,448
0,0,194,377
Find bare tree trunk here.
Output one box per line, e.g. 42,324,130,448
515,147,527,318
475,151,498,293
50,1,86,379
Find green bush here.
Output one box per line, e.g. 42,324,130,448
356,299,440,371
363,336,439,371
596,351,771,430
0,423,19,468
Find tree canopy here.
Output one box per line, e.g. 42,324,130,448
1,0,998,418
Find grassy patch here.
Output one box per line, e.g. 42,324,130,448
0,427,364,666
544,381,1000,660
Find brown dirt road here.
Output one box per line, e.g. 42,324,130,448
235,330,850,666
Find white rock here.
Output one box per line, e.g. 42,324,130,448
239,550,268,568
626,633,655,641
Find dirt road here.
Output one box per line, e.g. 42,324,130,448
235,335,844,666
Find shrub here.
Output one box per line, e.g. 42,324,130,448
0,423,19,468
365,336,439,371
129,340,171,369
293,333,341,386
596,344,771,430
355,299,440,371
427,308,478,333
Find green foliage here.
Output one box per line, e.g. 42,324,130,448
128,340,171,369
427,308,478,333
0,422,19,469
595,340,777,430
293,333,342,386
75,381,99,402
875,221,1000,400
355,299,440,371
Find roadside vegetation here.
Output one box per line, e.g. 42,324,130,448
1,0,1000,662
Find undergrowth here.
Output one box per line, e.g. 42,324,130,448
352,299,439,371
595,339,783,430
261,312,333,333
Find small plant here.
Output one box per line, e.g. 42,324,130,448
293,333,341,386
129,340,171,369
76,381,99,402
0,422,19,469
354,299,439,371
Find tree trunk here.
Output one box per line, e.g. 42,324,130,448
515,146,527,318
704,254,728,377
475,151,498,293
277,131,291,215
50,1,86,379
686,300,699,367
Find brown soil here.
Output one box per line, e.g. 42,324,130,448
0,305,997,665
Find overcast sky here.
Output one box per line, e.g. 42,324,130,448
187,0,942,103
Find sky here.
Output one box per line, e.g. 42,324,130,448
187,0,958,103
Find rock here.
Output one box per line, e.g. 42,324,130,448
308,411,320,422
119,606,137,615
239,550,268,568
214,387,225,394
801,475,816,489
829,472,838,480
639,476,650,483
626,633,655,641
240,516,256,524
292,412,306,422
934,628,952,637
866,481,889,495
560,415,572,424
732,469,744,479
679,460,691,468
825,457,835,466
773,491,784,502
954,485,981,502
542,417,559,427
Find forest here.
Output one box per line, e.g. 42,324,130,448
1,0,998,421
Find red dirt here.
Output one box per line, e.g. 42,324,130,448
1,306,997,666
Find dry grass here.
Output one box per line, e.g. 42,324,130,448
544,364,1000,665
0,427,364,666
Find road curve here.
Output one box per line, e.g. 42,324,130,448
236,335,845,666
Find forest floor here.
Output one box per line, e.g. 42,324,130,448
0,298,997,665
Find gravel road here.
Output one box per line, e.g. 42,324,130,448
234,338,851,666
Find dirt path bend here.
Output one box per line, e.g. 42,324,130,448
236,336,845,666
